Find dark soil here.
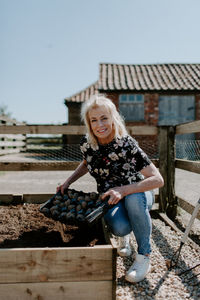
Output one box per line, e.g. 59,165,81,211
0,203,106,248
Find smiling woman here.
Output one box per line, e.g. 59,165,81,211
57,94,164,283
81,94,128,147
88,106,114,145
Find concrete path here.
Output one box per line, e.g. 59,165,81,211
0,170,97,194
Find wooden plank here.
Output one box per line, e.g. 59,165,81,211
0,141,25,147
0,159,159,171
175,159,200,174
0,193,160,206
166,126,177,219
0,134,26,140
176,120,200,135
0,194,13,204
0,194,53,204
0,161,80,171
0,149,21,155
126,125,158,136
0,194,23,204
0,246,114,283
0,125,87,135
0,124,158,136
0,281,114,300
177,197,200,220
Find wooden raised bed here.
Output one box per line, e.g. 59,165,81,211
0,194,117,300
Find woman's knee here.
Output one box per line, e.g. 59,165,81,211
107,220,131,236
104,202,131,236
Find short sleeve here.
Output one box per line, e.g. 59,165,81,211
126,136,152,172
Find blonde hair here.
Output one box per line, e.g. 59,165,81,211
81,94,128,146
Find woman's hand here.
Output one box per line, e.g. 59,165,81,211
102,186,125,205
56,181,70,195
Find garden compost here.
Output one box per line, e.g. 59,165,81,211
0,203,106,248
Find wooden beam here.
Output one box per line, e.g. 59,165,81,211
0,125,87,135
158,127,168,211
166,126,177,219
0,159,159,171
0,193,159,205
0,194,54,204
0,194,13,204
175,159,200,174
0,161,80,171
0,149,22,155
176,120,200,135
0,134,26,140
0,247,114,283
0,281,114,300
0,141,25,147
126,125,158,136
177,197,200,220
0,125,158,136
158,126,176,217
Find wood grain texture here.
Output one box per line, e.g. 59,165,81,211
0,246,114,283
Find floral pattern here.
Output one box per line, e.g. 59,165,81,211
80,135,151,193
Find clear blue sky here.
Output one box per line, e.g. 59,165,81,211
1,0,200,124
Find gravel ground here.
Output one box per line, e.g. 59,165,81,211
114,216,200,300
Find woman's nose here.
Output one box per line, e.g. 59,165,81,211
97,119,103,126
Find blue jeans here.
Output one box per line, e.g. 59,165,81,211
104,191,154,255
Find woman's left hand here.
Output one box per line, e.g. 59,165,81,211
101,186,125,205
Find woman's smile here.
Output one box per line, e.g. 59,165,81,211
98,128,107,133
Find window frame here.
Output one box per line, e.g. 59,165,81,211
119,94,145,121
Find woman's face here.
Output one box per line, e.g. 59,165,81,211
88,106,114,144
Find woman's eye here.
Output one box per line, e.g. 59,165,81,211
91,119,97,123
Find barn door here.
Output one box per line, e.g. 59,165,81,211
158,95,195,159
158,95,195,127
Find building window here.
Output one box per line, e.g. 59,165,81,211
119,94,144,121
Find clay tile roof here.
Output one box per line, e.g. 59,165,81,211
65,81,99,103
99,63,200,91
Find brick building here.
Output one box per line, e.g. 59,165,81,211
64,63,200,157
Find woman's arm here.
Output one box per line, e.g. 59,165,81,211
102,163,164,205
57,160,88,194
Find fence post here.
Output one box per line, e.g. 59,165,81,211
158,127,168,212
166,126,177,219
158,126,177,219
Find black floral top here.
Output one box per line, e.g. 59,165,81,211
80,135,151,193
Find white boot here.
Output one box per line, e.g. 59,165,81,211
125,254,151,283
117,234,132,257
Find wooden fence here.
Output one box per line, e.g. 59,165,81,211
0,116,26,155
0,121,200,219
158,120,200,219
0,134,26,155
